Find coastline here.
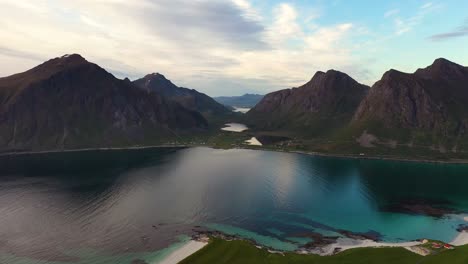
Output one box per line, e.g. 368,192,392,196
158,240,208,264
451,231,468,246
2,144,468,164
307,238,422,256
0,145,189,157
166,233,465,263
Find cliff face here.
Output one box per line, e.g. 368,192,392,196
0,55,207,150
246,70,369,136
133,73,231,119
352,59,468,144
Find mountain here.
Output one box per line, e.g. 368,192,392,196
0,54,207,151
214,94,264,108
133,73,231,120
351,58,468,150
246,70,369,137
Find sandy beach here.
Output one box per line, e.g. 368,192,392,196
158,240,208,264
245,137,262,146
310,238,422,256
451,232,468,246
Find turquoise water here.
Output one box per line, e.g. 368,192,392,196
0,147,467,263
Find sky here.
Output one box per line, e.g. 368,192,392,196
0,0,467,96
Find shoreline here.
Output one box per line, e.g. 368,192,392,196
0,145,189,157
451,231,468,246
307,238,423,256
2,144,468,164
164,232,465,262
158,240,208,264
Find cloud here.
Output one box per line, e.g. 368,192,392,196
391,2,441,35
0,0,372,95
133,0,267,50
429,18,468,41
421,2,433,9
384,9,400,18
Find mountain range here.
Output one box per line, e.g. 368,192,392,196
1,54,468,156
247,58,468,154
0,54,207,151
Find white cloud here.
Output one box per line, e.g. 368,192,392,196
391,2,441,35
421,2,433,9
384,9,400,18
0,0,371,95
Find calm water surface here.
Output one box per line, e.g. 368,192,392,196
1,147,468,263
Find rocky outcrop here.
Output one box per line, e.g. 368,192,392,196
0,54,207,151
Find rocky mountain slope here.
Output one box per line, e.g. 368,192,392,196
351,58,468,151
246,70,369,137
133,73,231,120
0,54,207,151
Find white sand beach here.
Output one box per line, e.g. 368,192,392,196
245,137,262,146
221,123,248,132
451,231,468,246
312,238,422,256
158,240,208,264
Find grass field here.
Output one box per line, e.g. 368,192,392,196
180,238,468,264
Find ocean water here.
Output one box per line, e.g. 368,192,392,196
0,147,467,263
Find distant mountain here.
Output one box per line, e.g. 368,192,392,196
214,94,264,108
246,70,369,137
0,54,207,151
133,73,231,120
351,58,468,150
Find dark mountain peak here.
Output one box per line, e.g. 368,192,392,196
247,70,369,133
145,72,167,80
133,73,230,117
381,69,410,81
0,54,101,95
432,57,458,67
43,54,89,68
61,53,87,62
415,58,466,78
304,69,366,91
135,73,178,93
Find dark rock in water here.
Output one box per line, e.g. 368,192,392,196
131,260,149,264
337,230,382,241
332,247,342,254
380,198,460,218
457,224,468,232
292,232,339,248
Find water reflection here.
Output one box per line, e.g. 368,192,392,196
1,147,468,263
